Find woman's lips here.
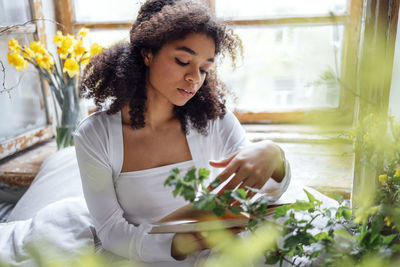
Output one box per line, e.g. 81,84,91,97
177,88,194,97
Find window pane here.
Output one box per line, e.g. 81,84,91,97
0,0,31,25
220,26,344,112
215,0,347,19
85,29,130,48
0,34,47,141
73,0,141,23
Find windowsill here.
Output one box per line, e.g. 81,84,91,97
0,140,57,203
243,124,354,199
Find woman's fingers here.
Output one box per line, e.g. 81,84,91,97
209,153,237,168
218,167,249,193
207,154,239,191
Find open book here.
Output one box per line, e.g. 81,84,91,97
149,203,285,234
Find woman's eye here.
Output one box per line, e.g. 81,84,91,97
176,58,208,75
200,69,208,75
175,58,189,66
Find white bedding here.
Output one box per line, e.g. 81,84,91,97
0,197,94,266
0,146,339,267
0,147,94,266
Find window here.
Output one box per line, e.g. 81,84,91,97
60,0,360,124
213,0,357,123
0,0,52,160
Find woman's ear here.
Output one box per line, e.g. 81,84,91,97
141,49,153,66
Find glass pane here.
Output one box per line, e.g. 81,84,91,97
215,0,347,19
0,0,31,25
220,25,344,112
85,29,130,48
73,0,141,23
0,34,47,141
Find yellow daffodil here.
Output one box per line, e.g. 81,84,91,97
21,45,35,59
35,54,55,71
8,52,28,71
77,27,89,39
80,43,103,65
53,31,64,46
8,38,21,53
57,35,74,59
73,40,86,60
63,58,79,77
29,41,46,55
384,216,393,227
89,43,103,57
80,53,90,65
379,174,388,183
395,169,400,177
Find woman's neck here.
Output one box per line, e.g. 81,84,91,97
121,95,176,131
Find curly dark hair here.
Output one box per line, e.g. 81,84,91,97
79,0,242,135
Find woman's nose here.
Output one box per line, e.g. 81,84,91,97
185,69,201,84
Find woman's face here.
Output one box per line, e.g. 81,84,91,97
143,33,215,107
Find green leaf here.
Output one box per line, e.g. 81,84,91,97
181,185,196,202
172,182,183,197
194,193,216,210
304,189,316,203
220,190,233,204
229,205,243,215
254,203,269,216
371,214,384,238
392,176,400,185
212,204,226,217
273,205,290,218
209,179,221,189
183,168,196,183
248,218,258,230
284,232,312,248
342,208,352,220
332,192,344,204
314,232,332,242
264,252,280,264
291,201,314,211
232,188,247,199
336,206,352,220
164,169,180,186
198,168,210,181
381,234,396,245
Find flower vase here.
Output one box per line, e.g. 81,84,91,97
50,81,80,150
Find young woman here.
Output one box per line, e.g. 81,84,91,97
74,0,291,265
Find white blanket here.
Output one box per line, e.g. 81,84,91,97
0,197,94,266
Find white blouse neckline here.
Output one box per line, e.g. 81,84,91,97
116,110,196,177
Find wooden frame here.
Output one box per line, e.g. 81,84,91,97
0,0,53,160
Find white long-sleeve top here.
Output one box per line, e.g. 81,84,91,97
73,110,291,265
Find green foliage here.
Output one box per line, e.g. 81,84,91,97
164,162,400,266
162,114,400,266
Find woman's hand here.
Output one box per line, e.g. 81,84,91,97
171,227,244,260
171,232,209,260
209,140,285,198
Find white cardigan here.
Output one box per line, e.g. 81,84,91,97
74,110,291,265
